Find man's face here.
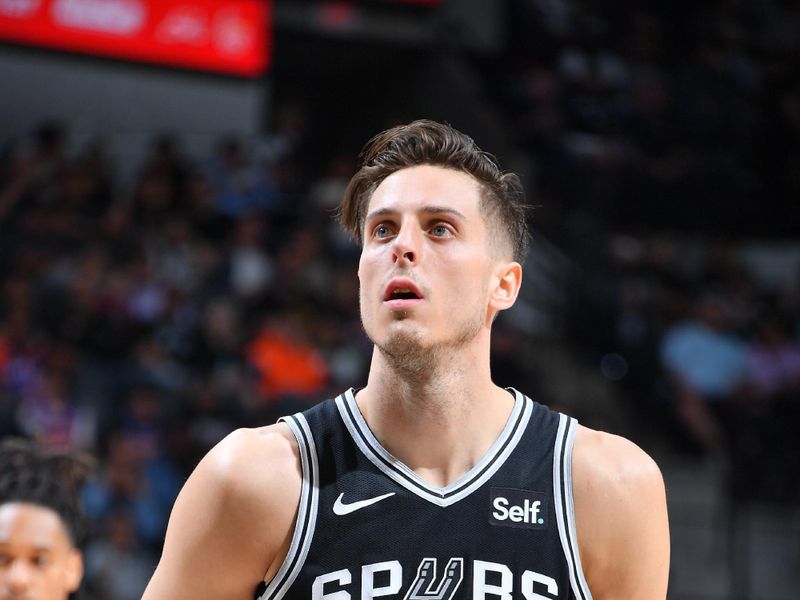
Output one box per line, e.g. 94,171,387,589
358,165,504,364
0,503,83,600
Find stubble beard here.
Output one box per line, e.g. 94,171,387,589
365,306,484,383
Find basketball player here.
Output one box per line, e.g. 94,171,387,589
143,120,670,599
0,439,92,600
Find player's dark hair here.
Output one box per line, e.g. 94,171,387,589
0,438,94,547
339,119,531,263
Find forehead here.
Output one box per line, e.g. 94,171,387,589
367,165,483,217
0,502,71,550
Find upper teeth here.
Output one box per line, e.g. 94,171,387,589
394,287,411,293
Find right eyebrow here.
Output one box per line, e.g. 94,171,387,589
365,207,397,222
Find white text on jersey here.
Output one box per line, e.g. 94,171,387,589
311,558,559,599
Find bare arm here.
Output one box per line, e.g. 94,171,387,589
142,424,301,600
573,427,670,600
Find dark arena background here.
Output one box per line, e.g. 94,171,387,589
1,1,799,598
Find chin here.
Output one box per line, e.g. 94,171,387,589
378,328,436,378
367,317,426,350
376,323,421,348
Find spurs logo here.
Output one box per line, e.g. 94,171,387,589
404,558,463,600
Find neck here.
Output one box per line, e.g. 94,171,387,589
355,330,515,487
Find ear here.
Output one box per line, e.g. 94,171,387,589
65,549,84,593
488,261,522,313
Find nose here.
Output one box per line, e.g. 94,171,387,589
392,223,421,265
5,559,33,592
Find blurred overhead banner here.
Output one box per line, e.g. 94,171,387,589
0,0,271,77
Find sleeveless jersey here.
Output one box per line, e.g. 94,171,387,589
256,388,592,600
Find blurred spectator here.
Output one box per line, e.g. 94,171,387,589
245,312,330,405
660,293,749,399
205,137,282,217
659,293,749,451
226,216,275,301
82,434,169,549
746,314,800,399
84,508,155,600
130,165,177,230
0,438,94,600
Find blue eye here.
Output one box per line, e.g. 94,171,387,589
374,224,392,238
431,224,451,237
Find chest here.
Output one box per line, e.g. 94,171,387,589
304,480,566,600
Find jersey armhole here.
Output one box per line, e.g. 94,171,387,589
553,415,593,600
258,414,319,600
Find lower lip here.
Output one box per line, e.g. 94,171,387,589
384,298,422,310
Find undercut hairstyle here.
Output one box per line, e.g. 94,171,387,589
0,438,95,547
338,119,532,263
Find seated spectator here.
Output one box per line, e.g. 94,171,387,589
745,314,800,399
659,291,749,452
83,508,155,600
205,137,281,218
245,312,329,405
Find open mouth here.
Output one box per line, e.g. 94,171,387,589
384,280,424,302
388,287,420,300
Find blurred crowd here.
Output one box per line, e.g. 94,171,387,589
571,231,800,501
503,0,800,236
1,1,799,598
0,118,373,598
499,0,800,501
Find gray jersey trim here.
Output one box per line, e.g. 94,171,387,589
259,414,320,600
335,388,532,507
553,415,593,600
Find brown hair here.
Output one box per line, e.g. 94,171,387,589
338,120,531,262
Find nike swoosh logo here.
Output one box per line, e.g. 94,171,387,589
332,492,396,515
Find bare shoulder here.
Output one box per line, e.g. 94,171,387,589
182,421,303,547
142,423,302,600
573,425,664,495
572,425,670,600
200,422,301,492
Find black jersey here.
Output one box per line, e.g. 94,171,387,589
257,388,592,600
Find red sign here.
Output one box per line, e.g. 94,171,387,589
0,0,271,77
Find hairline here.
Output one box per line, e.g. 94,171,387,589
0,500,77,548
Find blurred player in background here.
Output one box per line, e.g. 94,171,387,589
0,439,92,600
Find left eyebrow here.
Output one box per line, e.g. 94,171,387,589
419,205,468,221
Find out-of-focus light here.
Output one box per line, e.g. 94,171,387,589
600,353,628,381
0,0,271,77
